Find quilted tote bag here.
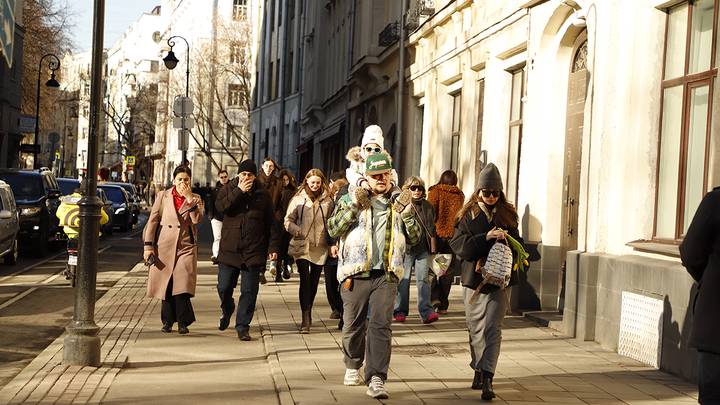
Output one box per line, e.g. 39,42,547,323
469,239,513,304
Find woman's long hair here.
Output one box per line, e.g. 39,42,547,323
297,168,329,201
278,169,297,189
436,170,458,187
455,189,518,229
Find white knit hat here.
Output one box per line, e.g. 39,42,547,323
361,125,384,149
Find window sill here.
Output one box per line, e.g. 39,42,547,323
626,240,680,258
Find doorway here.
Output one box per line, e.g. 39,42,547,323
559,35,588,311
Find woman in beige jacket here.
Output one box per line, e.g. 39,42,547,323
284,168,336,333
143,166,205,334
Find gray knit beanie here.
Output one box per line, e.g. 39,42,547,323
477,163,503,191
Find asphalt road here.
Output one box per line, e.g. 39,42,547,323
0,214,147,389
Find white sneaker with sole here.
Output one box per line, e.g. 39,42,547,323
366,375,388,399
343,368,362,386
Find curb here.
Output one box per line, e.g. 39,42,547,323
257,283,295,405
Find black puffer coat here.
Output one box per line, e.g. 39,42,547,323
215,177,280,268
450,204,524,294
680,187,720,354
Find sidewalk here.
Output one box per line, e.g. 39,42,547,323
0,259,699,404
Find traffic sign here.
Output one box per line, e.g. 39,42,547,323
19,144,40,154
173,96,194,117
126,155,136,165
0,0,16,68
173,116,195,129
18,115,35,133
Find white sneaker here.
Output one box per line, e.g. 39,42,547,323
366,375,388,399
343,368,362,386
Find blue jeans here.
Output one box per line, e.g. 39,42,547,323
394,251,433,320
217,263,261,332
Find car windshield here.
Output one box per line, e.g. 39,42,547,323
114,184,136,201
58,179,80,196
100,187,125,203
0,173,44,200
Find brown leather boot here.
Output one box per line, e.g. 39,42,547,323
300,310,311,334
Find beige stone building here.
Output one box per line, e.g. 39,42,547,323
406,0,718,380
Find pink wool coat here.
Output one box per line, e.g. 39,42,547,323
143,189,204,300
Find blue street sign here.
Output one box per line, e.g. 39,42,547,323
0,0,15,68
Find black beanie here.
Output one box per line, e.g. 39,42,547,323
238,159,257,175
477,163,503,191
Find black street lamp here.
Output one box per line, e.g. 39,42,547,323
63,0,105,367
34,53,61,169
163,35,190,165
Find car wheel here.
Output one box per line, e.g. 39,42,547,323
4,239,18,265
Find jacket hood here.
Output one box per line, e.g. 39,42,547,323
429,184,463,195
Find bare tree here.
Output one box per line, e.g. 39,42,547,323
189,17,252,166
103,83,158,160
21,0,74,120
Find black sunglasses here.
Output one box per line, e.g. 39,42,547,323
481,189,500,198
365,146,382,153
409,185,424,192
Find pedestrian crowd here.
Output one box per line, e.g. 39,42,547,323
142,124,530,401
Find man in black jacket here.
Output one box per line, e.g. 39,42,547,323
215,159,280,341
680,187,720,404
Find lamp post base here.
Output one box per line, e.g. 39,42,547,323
63,322,101,366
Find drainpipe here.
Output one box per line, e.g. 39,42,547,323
395,0,407,178
296,0,307,172
277,0,290,166
344,0,357,154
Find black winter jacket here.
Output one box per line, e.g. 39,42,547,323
210,181,225,221
680,187,720,354
215,177,280,268
450,204,524,293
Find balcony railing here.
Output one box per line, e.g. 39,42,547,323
378,22,399,47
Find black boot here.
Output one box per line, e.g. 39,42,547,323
481,370,495,400
471,370,483,390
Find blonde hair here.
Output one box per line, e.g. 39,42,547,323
402,176,426,197
297,168,330,199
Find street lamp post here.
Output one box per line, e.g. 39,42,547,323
34,54,61,169
63,0,105,367
163,35,190,165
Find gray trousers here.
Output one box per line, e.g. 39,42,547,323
464,286,507,373
341,276,398,383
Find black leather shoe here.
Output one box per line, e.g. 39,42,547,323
219,314,231,331
481,370,495,400
161,323,172,333
471,370,483,390
282,267,291,279
237,329,251,341
178,325,189,334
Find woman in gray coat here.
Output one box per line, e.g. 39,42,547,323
450,163,524,401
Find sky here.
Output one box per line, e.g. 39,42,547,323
66,0,159,51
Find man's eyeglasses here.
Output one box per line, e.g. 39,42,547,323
409,185,424,192
219,176,228,180
365,146,382,153
481,189,500,198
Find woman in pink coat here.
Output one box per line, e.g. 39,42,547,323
143,166,205,334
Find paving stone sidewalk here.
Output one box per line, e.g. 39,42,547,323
0,258,700,404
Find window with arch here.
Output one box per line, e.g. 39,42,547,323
655,0,719,240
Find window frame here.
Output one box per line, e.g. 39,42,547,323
450,91,462,173
653,0,719,242
506,66,525,204
232,0,247,21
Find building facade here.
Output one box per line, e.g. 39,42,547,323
152,0,254,188
406,0,718,381
0,0,24,168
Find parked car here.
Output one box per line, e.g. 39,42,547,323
0,180,19,265
101,182,140,225
57,178,114,235
98,184,133,232
0,168,61,256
